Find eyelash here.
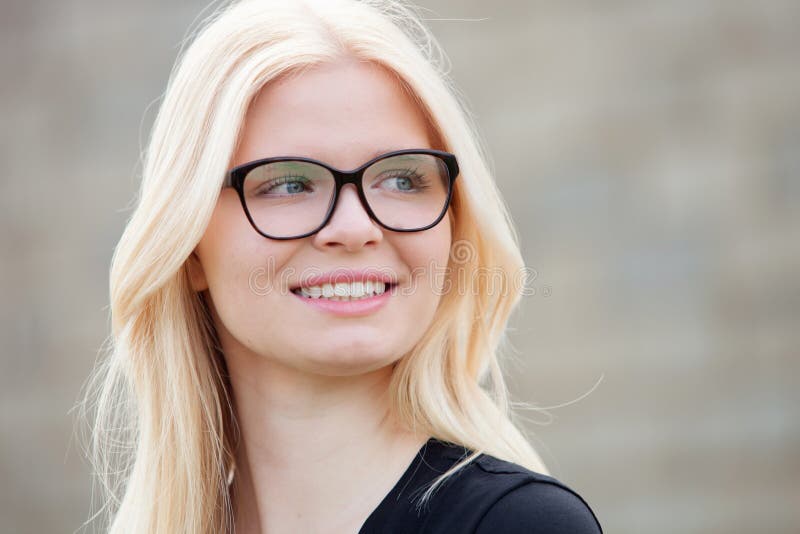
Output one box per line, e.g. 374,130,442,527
374,168,431,191
257,175,312,194
258,168,431,194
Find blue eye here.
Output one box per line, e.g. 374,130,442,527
394,177,413,190
377,168,430,193
257,175,312,196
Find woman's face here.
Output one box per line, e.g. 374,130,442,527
190,58,452,375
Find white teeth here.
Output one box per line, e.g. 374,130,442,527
333,283,350,297
297,281,388,300
353,281,364,296
305,286,323,298
322,283,334,298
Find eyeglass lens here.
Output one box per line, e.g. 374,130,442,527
241,153,451,238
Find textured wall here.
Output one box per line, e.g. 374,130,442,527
1,1,798,532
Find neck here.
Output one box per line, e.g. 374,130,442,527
224,347,427,533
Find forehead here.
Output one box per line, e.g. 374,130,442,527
232,58,435,169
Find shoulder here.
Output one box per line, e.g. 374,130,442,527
371,439,603,534
424,445,602,534
470,454,603,534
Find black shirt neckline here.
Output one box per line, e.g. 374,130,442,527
358,437,470,532
357,438,604,534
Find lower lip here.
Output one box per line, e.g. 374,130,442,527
291,287,393,316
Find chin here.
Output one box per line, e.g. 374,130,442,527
300,344,401,375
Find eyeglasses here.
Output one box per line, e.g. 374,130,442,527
224,148,459,240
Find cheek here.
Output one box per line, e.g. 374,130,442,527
194,193,298,343
203,242,299,356
196,192,262,288
398,217,452,300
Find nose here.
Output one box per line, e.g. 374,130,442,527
311,184,383,251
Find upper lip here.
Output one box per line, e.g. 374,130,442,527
290,268,398,290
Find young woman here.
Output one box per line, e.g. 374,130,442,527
82,1,602,532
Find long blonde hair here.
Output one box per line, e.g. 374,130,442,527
78,0,549,532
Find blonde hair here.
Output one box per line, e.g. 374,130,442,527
78,0,549,532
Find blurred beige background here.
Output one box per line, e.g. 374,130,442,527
1,1,798,532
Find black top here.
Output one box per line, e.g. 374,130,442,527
359,437,602,533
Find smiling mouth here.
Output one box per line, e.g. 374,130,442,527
290,280,398,301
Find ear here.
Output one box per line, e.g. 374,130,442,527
186,250,209,292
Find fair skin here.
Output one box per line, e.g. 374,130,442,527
187,57,452,533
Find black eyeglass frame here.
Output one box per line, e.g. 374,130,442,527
224,148,459,240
